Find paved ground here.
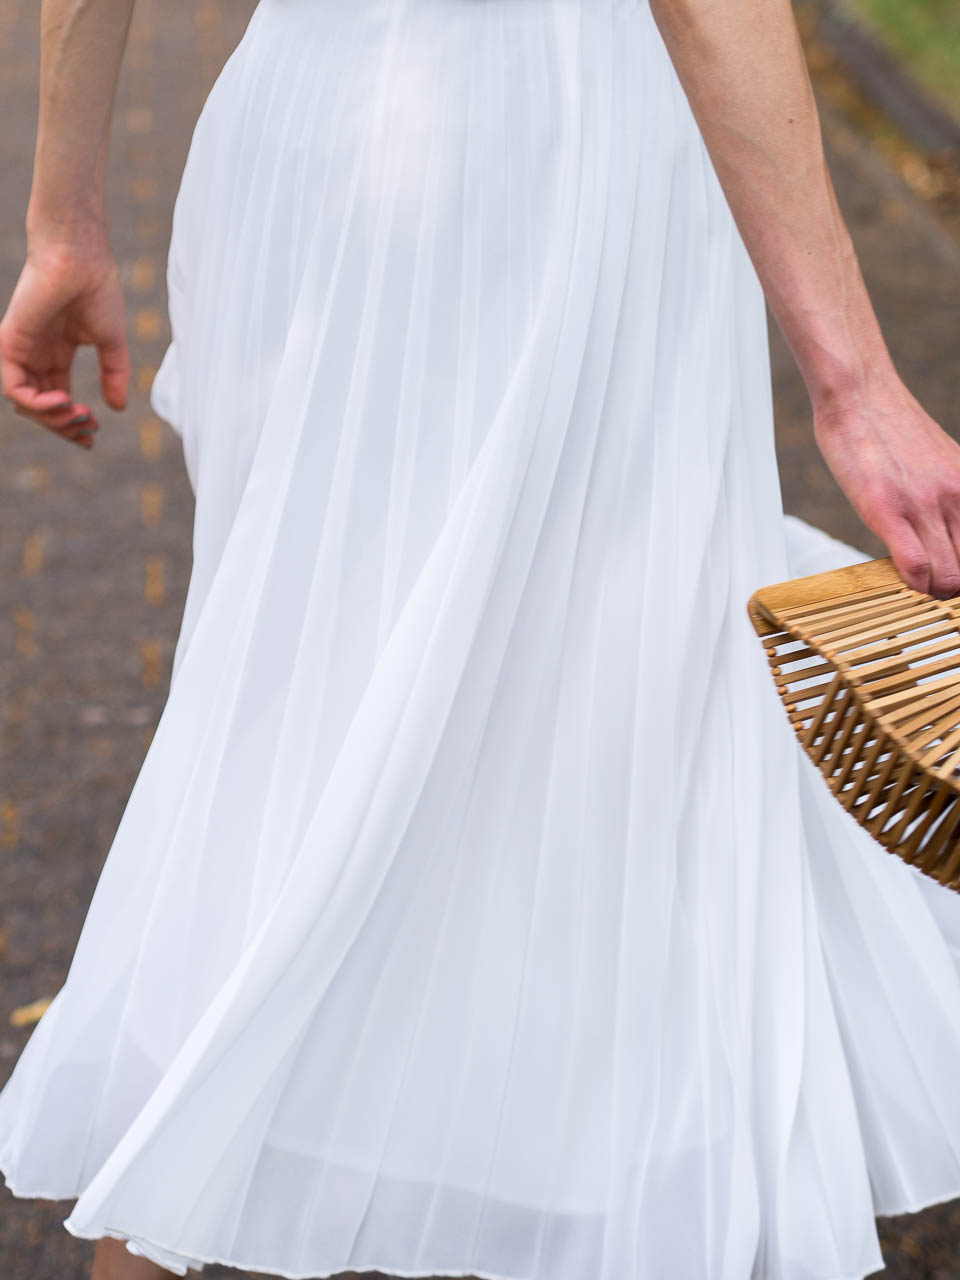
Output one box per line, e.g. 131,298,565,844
0,1,959,1278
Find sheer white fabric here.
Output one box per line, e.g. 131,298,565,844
4,1,960,1277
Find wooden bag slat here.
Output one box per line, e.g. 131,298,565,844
747,557,905,636
747,554,960,892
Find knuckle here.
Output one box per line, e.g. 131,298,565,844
903,556,931,580
909,484,939,516
862,481,906,526
897,552,931,585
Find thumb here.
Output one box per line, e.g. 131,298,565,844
98,332,131,411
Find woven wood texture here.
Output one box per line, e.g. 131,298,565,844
747,556,960,892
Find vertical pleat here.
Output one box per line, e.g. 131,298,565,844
3,3,960,1280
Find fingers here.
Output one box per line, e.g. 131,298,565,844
8,385,72,415
0,349,73,417
2,351,101,449
11,400,99,449
98,333,131,411
914,498,960,598
0,252,131,441
942,501,960,598
2,368,100,449
885,509,960,600
883,515,932,595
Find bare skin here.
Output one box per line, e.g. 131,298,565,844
649,0,960,598
2,0,958,1274
6,3,959,599
89,1237,175,1280
0,11,156,1274
0,0,133,455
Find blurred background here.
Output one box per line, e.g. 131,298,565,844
0,0,958,1276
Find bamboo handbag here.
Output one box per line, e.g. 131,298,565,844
747,555,960,893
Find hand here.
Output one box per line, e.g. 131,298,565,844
814,375,960,599
0,241,130,451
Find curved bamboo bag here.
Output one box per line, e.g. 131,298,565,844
747,555,960,893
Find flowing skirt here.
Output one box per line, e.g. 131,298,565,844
4,1,960,1277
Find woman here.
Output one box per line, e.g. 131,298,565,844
3,1,960,1278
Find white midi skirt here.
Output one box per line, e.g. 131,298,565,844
4,1,960,1277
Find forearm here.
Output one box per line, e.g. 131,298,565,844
649,0,896,415
26,0,135,256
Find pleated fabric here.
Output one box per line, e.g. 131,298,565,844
5,1,960,1277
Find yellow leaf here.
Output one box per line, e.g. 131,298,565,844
10,997,52,1028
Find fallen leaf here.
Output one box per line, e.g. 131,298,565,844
10,997,52,1028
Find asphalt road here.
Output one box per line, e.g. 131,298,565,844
1,0,959,1277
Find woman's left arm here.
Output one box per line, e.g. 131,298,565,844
1,0,136,448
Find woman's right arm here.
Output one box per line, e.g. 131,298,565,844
649,0,960,599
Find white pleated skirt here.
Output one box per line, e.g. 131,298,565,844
5,0,960,1277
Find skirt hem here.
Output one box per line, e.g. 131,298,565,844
3,1159,955,1280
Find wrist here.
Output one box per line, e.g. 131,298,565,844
26,148,110,261
803,334,898,425
803,345,893,423
789,246,897,421
26,202,112,268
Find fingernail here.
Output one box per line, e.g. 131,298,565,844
69,412,91,425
